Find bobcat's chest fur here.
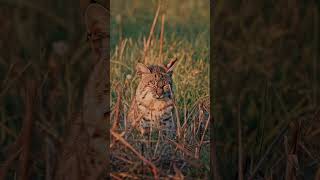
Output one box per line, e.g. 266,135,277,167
127,62,177,136
132,93,174,133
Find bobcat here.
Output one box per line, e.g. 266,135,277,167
54,3,109,180
127,59,178,138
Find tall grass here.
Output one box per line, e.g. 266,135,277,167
110,0,210,179
214,0,320,179
110,0,209,108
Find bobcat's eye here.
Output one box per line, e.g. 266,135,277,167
157,81,164,87
163,84,170,92
148,80,156,86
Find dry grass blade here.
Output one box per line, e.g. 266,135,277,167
298,143,319,164
249,126,289,180
110,173,123,180
166,138,193,158
114,172,139,180
173,102,181,140
159,14,165,63
200,115,210,145
119,39,127,60
113,154,133,165
168,84,181,139
195,114,210,159
143,1,161,63
111,130,159,180
18,80,36,180
112,84,122,131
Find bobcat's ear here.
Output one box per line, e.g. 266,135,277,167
136,63,151,75
85,3,109,59
85,3,109,31
165,58,178,73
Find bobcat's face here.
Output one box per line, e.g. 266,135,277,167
85,3,109,60
139,66,172,100
135,59,177,103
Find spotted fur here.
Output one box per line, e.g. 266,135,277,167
127,59,178,137
54,3,109,180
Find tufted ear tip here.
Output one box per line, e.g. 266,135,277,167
165,58,178,73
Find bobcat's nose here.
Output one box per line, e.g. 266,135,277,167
156,88,163,98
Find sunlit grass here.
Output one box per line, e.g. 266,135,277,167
110,0,210,178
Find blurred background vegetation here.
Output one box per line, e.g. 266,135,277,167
214,0,320,179
110,0,209,109
1,0,318,179
0,0,95,179
110,0,209,48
